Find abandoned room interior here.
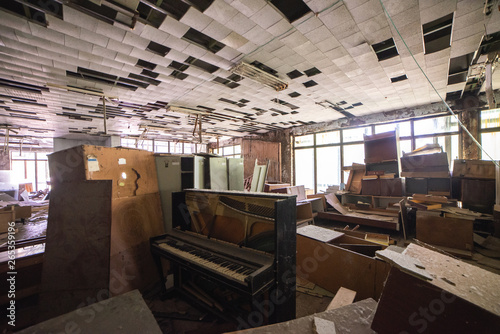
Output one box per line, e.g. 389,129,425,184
1,0,500,333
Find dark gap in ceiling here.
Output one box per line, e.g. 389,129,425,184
183,0,214,13
289,91,301,98
183,28,225,53
7,108,37,115
344,106,353,110
372,38,399,61
76,103,95,109
219,97,238,105
251,61,278,77
141,69,160,78
448,72,467,85
239,99,250,103
287,70,304,79
68,0,125,26
8,96,35,103
446,90,462,101
170,70,188,80
146,41,171,56
352,102,363,106
304,67,321,77
226,82,240,89
338,101,347,105
136,1,167,28
213,76,230,84
476,31,500,56
117,77,149,89
146,0,189,20
62,107,76,111
390,74,408,83
169,61,189,71
185,56,219,73
270,108,288,115
9,113,45,121
270,0,311,23
136,59,157,70
155,101,169,107
229,74,243,82
423,13,453,54
291,111,299,114
223,108,251,116
12,99,47,107
271,98,299,110
197,105,215,111
303,80,318,88
339,110,355,118
0,78,48,93
0,0,47,25
271,113,279,116
449,53,473,75
129,73,161,85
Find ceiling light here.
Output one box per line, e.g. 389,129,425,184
231,62,288,91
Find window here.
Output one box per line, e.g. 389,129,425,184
316,146,340,192
293,114,472,193
480,109,500,160
342,126,371,143
11,151,50,192
155,141,170,153
295,149,314,191
221,145,241,158
414,115,458,135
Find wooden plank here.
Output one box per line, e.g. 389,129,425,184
326,287,357,311
297,225,344,243
375,248,433,281
317,211,399,230
416,212,473,251
242,140,281,182
313,317,337,334
39,180,112,322
403,244,500,316
18,290,162,334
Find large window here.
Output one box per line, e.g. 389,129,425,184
480,109,500,160
11,151,50,192
221,145,241,158
122,138,207,154
293,114,467,193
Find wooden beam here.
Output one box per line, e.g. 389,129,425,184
326,287,357,311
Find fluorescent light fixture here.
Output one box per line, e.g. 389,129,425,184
231,62,288,91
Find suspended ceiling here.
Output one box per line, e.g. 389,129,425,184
0,0,499,148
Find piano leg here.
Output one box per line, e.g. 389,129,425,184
152,252,169,300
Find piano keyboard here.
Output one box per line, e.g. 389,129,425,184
158,240,256,282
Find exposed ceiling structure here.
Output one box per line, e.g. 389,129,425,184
0,0,500,148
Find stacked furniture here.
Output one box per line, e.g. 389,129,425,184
451,159,496,213
401,148,451,196
361,131,403,196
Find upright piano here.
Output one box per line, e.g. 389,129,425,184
150,189,297,327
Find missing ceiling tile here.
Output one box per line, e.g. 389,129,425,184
185,56,220,73
169,61,189,71
183,28,225,53
136,59,157,70
303,80,318,88
423,13,453,55
390,74,408,83
289,91,301,98
141,69,160,78
270,0,311,23
146,41,171,56
304,67,321,77
372,38,399,61
287,70,304,80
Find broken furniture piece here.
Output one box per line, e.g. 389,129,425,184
371,243,500,333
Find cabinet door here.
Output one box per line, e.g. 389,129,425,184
155,156,181,231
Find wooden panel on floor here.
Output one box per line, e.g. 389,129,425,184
18,290,161,334
416,212,473,251
326,287,357,310
39,180,112,322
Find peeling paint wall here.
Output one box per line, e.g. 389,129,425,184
460,109,480,160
